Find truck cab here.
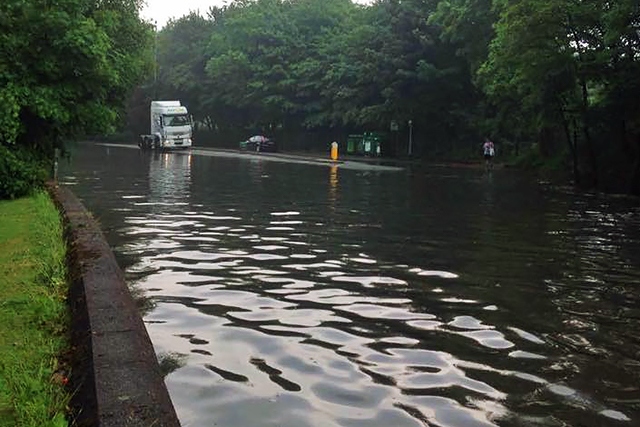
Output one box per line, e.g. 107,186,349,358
139,101,193,150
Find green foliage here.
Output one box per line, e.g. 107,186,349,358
155,12,214,124
0,146,48,200
429,0,497,72
0,86,22,145
0,0,152,198
476,0,640,192
201,0,363,129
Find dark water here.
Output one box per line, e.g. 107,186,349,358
61,143,640,427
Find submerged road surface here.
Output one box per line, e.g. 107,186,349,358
98,143,404,172
61,143,640,427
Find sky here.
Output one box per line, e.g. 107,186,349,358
141,0,373,29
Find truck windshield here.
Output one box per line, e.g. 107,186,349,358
164,114,190,126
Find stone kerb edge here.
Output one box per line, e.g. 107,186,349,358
47,183,180,427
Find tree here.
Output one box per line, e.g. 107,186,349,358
202,0,361,143
429,0,497,73
478,0,640,192
0,0,152,198
156,12,215,126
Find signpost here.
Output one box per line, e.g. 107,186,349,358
390,120,399,157
408,119,413,156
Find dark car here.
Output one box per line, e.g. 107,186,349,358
239,135,277,152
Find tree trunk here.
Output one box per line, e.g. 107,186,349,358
630,134,640,196
559,102,579,185
579,78,598,188
567,20,597,189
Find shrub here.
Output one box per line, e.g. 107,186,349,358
0,145,49,200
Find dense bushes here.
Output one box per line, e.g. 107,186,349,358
0,146,48,200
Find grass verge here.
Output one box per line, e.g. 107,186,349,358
0,191,70,426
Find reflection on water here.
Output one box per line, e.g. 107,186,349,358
149,151,192,204
61,144,640,427
329,165,339,211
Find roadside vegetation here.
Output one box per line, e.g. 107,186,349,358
0,0,153,200
135,0,640,195
0,192,69,426
0,1,154,425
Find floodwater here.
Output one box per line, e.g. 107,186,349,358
60,143,640,427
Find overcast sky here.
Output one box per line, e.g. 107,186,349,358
141,0,373,29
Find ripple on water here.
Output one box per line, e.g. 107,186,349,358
311,381,389,410
245,253,290,261
508,350,547,360
407,319,443,331
271,211,301,216
507,327,546,344
290,253,318,259
599,409,631,422
284,262,344,271
448,315,493,330
252,245,289,251
440,297,480,304
229,308,351,327
409,268,460,279
457,330,516,350
286,289,412,306
331,275,408,288
351,257,378,265
338,304,436,320
156,250,237,261
406,396,502,427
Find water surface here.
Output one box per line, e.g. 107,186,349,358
61,144,640,427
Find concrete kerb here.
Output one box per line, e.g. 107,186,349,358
47,183,180,427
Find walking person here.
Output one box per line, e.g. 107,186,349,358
482,138,495,171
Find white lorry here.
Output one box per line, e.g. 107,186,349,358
139,101,193,150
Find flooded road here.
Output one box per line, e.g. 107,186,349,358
61,143,640,427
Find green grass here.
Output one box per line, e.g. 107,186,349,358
0,191,70,426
